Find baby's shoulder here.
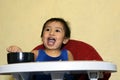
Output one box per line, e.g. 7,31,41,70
31,50,39,55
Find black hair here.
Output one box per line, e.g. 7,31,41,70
41,18,71,38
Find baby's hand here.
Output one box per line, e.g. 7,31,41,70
6,45,22,52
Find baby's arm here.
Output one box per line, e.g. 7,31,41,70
6,45,22,52
31,50,38,61
67,50,74,61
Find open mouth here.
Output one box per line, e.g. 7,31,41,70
47,37,56,46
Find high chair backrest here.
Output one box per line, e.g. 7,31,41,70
33,39,103,61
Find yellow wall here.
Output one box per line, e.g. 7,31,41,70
0,0,119,80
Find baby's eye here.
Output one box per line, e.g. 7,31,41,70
55,29,61,32
45,28,50,31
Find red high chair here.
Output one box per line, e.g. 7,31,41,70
33,39,111,80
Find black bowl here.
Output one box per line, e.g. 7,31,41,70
7,52,34,64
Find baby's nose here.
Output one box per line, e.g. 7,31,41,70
49,30,55,35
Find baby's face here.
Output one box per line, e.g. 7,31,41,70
42,21,67,50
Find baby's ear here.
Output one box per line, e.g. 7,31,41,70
63,38,69,44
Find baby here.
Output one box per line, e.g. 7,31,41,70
7,18,74,80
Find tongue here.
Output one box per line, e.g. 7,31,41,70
48,39,55,46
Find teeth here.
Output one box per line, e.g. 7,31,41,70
48,38,55,41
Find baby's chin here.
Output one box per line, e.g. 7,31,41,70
45,45,60,50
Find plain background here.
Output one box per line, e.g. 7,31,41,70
0,0,119,80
